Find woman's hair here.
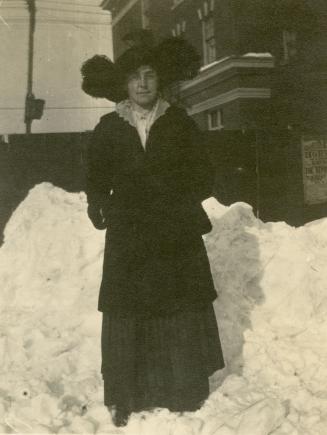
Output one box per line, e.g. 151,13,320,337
119,46,160,79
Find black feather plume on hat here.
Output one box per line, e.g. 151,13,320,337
154,37,201,87
81,55,125,103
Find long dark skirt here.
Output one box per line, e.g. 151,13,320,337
101,303,224,414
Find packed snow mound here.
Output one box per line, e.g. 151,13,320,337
0,183,105,434
202,198,327,434
0,183,326,434
0,183,103,313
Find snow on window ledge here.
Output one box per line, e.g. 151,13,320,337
171,0,186,10
200,57,231,72
242,52,273,58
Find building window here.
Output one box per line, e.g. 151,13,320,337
171,20,186,37
141,0,150,28
203,16,216,64
282,30,297,63
200,14,216,65
198,2,216,65
208,109,223,130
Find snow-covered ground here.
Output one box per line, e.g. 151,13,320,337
0,183,326,434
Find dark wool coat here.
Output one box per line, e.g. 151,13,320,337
86,105,217,316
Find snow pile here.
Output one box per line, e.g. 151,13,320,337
202,198,327,434
0,183,105,434
0,183,327,434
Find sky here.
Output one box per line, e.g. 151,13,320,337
0,0,114,134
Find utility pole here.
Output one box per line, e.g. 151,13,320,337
24,0,45,134
25,0,36,134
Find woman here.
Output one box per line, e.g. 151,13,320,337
81,32,225,427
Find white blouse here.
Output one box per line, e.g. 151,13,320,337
116,98,170,149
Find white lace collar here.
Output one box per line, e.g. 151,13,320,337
116,98,170,128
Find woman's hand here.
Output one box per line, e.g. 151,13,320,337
87,204,107,230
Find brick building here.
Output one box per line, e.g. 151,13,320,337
101,0,327,224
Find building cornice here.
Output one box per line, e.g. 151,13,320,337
181,56,274,91
104,0,140,27
101,0,113,9
187,88,271,115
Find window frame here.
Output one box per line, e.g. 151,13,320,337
202,14,216,65
282,29,298,64
208,108,224,130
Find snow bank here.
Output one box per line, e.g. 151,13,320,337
0,183,105,434
202,198,327,434
0,183,326,434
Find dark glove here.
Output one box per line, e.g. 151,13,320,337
87,204,107,230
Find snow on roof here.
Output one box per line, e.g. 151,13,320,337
242,53,274,58
200,57,232,72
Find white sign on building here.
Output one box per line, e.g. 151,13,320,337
302,135,327,205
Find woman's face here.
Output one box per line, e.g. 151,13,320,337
126,65,159,109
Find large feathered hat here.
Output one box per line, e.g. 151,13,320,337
81,30,200,103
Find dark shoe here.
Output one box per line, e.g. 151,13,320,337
112,407,130,427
